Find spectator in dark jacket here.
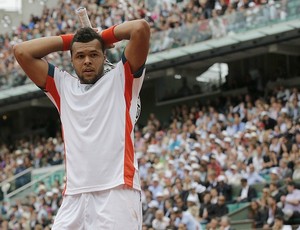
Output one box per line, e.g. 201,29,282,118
216,175,232,203
211,195,229,219
235,178,257,203
248,200,267,229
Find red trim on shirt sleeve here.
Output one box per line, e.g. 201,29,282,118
45,75,61,112
123,61,135,187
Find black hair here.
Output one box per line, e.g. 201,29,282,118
70,27,105,54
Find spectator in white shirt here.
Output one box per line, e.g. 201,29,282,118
152,209,170,230
245,164,266,186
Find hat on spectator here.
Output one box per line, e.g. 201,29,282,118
249,2,256,7
190,151,198,156
230,165,238,170
224,137,231,143
156,192,164,198
218,113,226,122
270,167,280,176
168,160,174,165
209,134,216,139
215,138,223,146
222,130,228,136
193,143,201,149
15,150,22,155
191,163,200,170
251,132,257,138
217,175,226,182
244,133,251,139
178,158,186,164
152,176,160,182
165,171,172,178
210,154,217,159
189,156,198,162
195,130,202,136
147,144,159,154
201,155,209,163
280,108,288,115
174,146,180,151
184,165,192,171
187,195,198,203
234,133,241,139
261,111,268,117
46,191,53,197
154,163,164,171
136,151,143,159
38,184,47,192
148,200,159,209
17,158,24,165
52,188,59,194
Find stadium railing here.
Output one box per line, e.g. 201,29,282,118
0,167,33,201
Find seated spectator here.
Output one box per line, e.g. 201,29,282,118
210,195,229,219
245,163,266,185
279,158,293,180
216,175,232,203
152,209,170,230
292,159,300,181
143,200,159,228
248,200,267,229
148,176,163,199
269,182,284,203
210,187,219,205
199,192,214,224
258,187,271,209
172,207,201,230
235,178,257,203
226,164,243,186
261,111,277,130
281,181,300,221
186,194,199,220
264,195,284,229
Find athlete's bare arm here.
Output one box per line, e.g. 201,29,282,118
13,36,64,89
13,19,150,88
112,19,150,74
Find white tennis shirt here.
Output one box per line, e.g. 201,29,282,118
44,56,144,195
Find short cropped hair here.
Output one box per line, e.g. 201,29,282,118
71,27,105,54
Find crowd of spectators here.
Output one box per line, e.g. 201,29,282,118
1,85,300,229
0,0,290,90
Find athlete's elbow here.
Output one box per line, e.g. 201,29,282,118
13,43,26,61
134,19,150,39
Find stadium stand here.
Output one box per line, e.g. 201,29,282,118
0,0,300,229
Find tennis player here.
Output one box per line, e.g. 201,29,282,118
13,19,150,229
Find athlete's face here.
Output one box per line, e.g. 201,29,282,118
71,39,105,84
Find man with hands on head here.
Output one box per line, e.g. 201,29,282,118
14,19,150,230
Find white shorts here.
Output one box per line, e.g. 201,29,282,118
52,186,142,230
